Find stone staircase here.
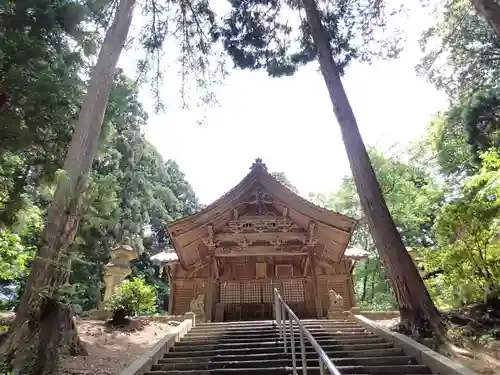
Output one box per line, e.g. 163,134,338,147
144,319,433,375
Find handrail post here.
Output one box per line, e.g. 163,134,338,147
319,357,325,375
300,329,307,375
290,316,297,375
282,302,287,353
273,288,342,375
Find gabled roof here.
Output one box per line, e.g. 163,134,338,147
166,158,357,269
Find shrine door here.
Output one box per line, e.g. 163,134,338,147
219,279,306,321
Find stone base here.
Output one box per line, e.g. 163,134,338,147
183,312,196,327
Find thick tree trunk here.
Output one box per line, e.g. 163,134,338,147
471,0,500,39
300,0,443,337
0,0,136,373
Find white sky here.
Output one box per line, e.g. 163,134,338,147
119,4,448,205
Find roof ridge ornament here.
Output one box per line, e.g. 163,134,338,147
251,157,267,171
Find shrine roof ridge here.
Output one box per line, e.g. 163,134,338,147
163,159,359,269
167,158,357,231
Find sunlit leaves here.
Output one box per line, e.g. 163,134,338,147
417,0,500,98
423,149,500,307
0,231,35,282
426,113,476,180
271,171,299,193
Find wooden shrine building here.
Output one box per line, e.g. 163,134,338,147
165,159,360,321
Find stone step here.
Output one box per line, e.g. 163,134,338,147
144,364,430,374
188,324,363,335
194,320,356,327
173,336,385,350
185,326,368,337
193,320,357,328
152,355,416,371
180,332,374,344
144,319,433,375
194,320,358,327
167,342,395,355
160,347,405,363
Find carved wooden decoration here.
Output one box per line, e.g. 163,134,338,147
225,217,296,235
307,221,319,247
250,187,273,216
203,224,216,252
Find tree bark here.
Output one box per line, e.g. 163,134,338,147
471,0,500,40
300,0,443,337
0,0,136,373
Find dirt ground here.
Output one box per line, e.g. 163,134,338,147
57,318,175,375
372,317,500,375
0,313,180,375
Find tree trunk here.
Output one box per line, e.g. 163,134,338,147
471,0,500,39
369,268,375,303
0,0,136,373
300,0,443,337
361,259,369,301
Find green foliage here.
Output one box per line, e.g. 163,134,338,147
312,148,444,310
422,150,500,307
67,75,201,312
353,257,397,311
106,277,157,321
453,90,500,160
0,0,202,313
0,0,89,226
130,252,169,312
0,204,43,310
417,0,500,311
417,0,498,99
218,0,402,78
271,172,299,193
426,113,477,179
0,231,34,282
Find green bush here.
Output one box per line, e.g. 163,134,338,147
106,277,157,322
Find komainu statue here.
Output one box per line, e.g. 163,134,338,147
190,294,206,323
327,289,344,319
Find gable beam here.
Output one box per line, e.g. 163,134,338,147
186,260,208,278
215,231,308,243
214,246,308,257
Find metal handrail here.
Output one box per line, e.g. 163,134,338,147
273,288,342,375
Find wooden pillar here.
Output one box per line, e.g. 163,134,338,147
167,264,176,315
309,253,322,318
206,256,215,321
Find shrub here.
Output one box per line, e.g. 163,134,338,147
107,277,157,322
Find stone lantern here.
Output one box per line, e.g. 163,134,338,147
92,241,138,319
101,242,138,305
